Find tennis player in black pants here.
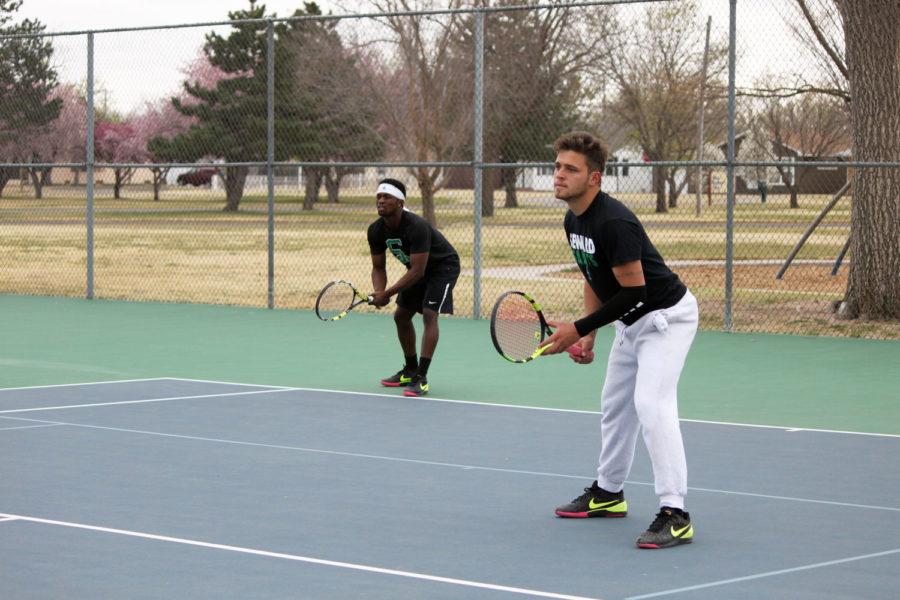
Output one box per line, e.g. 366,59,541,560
367,178,461,397
541,132,699,549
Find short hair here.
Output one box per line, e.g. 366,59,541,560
553,131,609,174
378,178,406,200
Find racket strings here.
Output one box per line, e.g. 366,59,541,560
316,282,356,319
493,295,544,361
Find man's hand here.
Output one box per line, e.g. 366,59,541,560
542,321,582,355
370,290,391,308
568,338,595,364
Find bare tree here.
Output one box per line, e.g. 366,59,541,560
832,0,899,320
467,1,610,216
363,0,472,226
748,93,850,208
604,1,728,212
282,4,385,209
762,1,899,319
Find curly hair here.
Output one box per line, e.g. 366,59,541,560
553,131,609,174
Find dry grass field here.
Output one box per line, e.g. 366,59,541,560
1,184,894,338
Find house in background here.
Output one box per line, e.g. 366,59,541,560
719,132,851,195
518,145,662,194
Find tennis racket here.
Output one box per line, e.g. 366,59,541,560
315,280,373,322
489,290,593,364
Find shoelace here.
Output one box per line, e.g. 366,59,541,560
566,487,594,504
574,486,605,503
646,511,672,533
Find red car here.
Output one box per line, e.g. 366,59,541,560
176,168,219,186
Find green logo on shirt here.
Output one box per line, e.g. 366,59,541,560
386,238,411,266
572,249,599,270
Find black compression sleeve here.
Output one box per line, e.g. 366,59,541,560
574,286,647,336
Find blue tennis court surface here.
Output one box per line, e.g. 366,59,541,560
2,378,898,599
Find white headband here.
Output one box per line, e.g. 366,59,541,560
376,182,405,201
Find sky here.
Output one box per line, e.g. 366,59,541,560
14,0,805,115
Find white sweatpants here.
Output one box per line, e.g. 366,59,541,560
595,290,698,510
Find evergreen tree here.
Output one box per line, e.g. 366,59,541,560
151,1,318,211
0,0,61,197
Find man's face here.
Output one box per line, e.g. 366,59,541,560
376,192,403,217
554,150,599,201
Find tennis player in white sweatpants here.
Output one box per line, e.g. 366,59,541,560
543,131,699,549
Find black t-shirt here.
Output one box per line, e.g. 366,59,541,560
367,210,459,274
564,191,686,325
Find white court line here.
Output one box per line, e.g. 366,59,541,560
0,377,172,392
0,516,18,522
0,512,603,600
0,388,296,414
0,423,63,432
4,415,897,513
5,376,896,439
168,378,900,439
624,547,900,599
151,376,293,390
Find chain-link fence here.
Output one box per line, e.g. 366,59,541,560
1,0,897,338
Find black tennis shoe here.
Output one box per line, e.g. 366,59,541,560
636,507,693,549
381,368,414,387
555,481,627,518
403,374,429,397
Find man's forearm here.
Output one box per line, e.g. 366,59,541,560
582,283,601,342
574,285,647,336
384,267,424,297
372,267,387,292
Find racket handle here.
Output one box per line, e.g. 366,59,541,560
367,295,374,304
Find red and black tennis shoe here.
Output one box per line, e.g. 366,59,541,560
381,368,415,387
403,374,429,397
555,481,628,518
636,507,694,549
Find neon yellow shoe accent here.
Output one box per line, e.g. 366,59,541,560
671,524,693,539
588,499,627,513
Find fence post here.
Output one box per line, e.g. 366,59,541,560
86,32,95,300
695,15,711,217
266,19,275,309
472,10,485,320
724,0,737,331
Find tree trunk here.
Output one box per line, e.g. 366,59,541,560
324,168,340,203
113,167,135,200
836,0,900,320
416,170,438,226
151,167,168,201
224,166,249,212
481,171,494,217
0,168,14,198
40,167,52,186
665,170,679,208
302,167,322,210
502,167,518,208
28,169,44,199
653,165,667,213
73,168,81,186
776,165,800,208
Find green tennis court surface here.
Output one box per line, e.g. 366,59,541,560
2,295,897,435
